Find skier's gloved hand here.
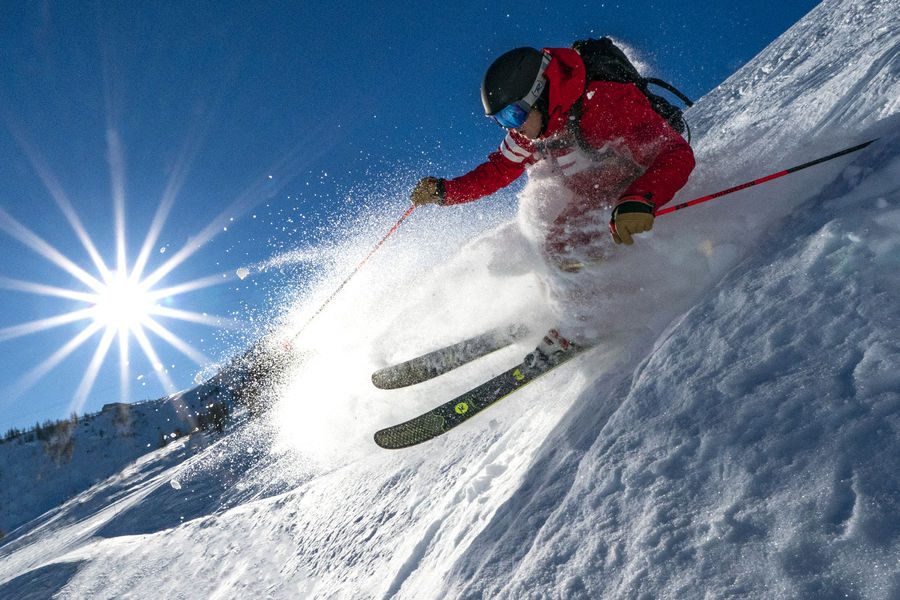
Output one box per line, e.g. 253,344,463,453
410,177,446,207
610,195,655,245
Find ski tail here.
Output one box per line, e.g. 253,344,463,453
371,324,528,390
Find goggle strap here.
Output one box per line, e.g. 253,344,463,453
520,53,551,109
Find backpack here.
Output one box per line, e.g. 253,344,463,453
571,37,694,142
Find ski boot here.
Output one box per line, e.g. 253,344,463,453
523,329,578,371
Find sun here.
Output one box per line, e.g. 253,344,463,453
0,86,299,419
0,194,239,416
90,272,156,332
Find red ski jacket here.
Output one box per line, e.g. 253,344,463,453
443,48,695,213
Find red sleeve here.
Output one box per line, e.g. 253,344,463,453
621,135,695,210
442,131,535,205
579,83,695,210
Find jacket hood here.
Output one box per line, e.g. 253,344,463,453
539,47,587,138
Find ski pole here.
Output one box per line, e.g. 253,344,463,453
289,205,416,342
656,139,877,217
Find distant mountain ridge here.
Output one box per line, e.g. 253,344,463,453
0,381,226,538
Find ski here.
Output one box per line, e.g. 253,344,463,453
374,344,588,449
371,324,529,390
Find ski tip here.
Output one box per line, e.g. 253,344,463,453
374,412,446,449
371,370,417,390
373,430,414,450
371,371,394,390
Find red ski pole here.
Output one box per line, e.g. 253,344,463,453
657,139,876,217
290,205,415,342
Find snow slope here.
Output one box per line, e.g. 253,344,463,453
0,382,234,537
2,0,898,597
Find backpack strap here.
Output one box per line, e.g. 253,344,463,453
643,77,694,107
565,97,587,149
561,96,624,162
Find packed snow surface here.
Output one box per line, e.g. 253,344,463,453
2,0,898,597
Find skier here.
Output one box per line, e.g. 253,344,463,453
410,45,695,366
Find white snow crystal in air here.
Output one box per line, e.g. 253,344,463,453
236,267,250,280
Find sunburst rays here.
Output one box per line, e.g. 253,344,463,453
0,34,335,421
0,212,233,415
0,121,243,417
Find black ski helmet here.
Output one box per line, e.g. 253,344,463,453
481,47,547,116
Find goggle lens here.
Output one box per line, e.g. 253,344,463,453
492,103,530,129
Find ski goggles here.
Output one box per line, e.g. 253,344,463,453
492,102,532,129
489,52,551,129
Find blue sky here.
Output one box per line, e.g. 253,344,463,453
0,0,820,431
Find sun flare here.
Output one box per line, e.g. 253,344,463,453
0,90,291,419
91,272,155,332
0,199,232,416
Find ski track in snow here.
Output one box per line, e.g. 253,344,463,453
2,0,899,597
